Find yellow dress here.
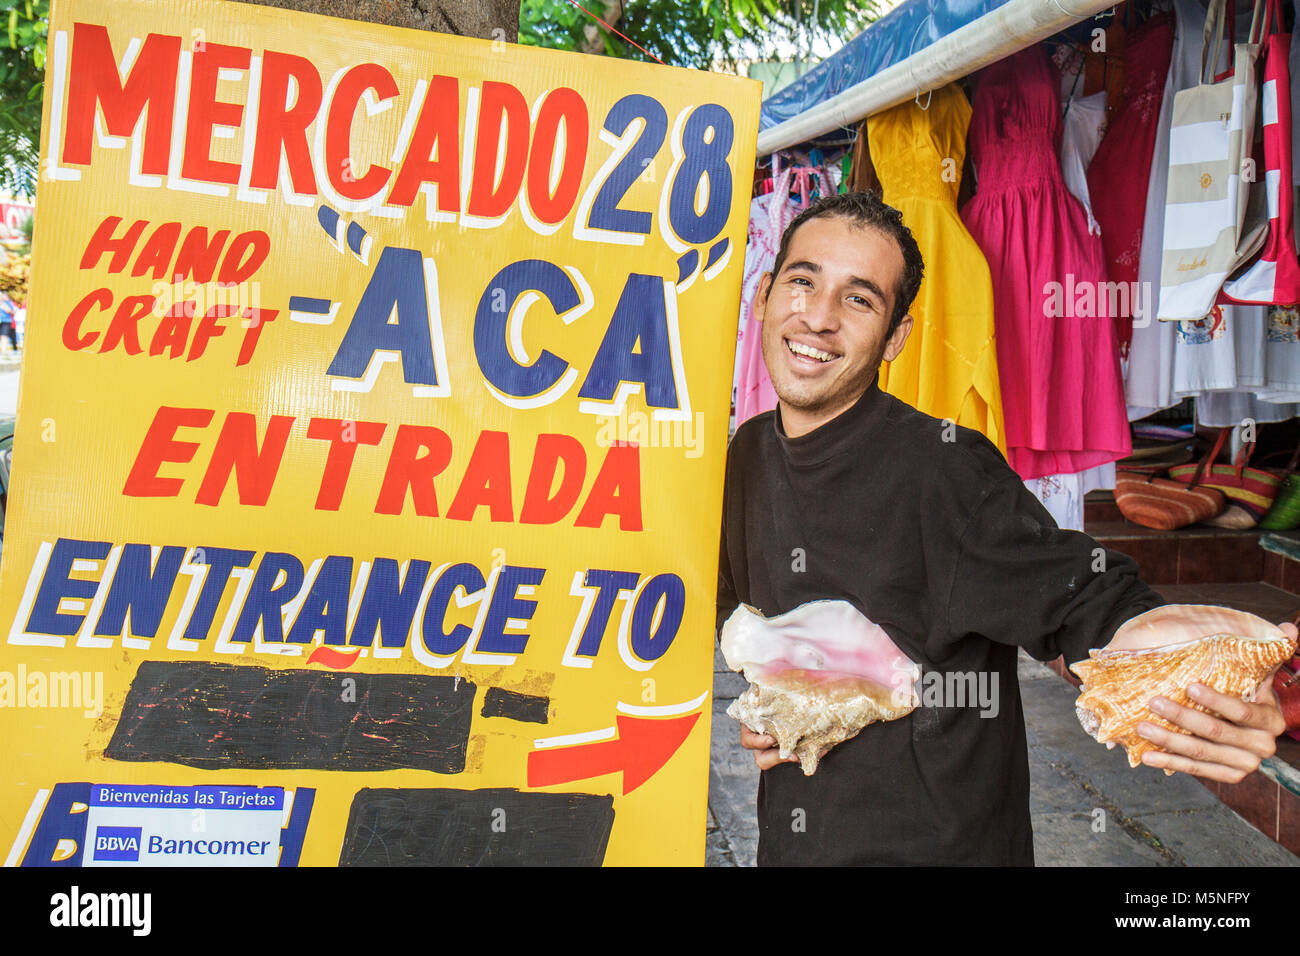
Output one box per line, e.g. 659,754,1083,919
870,85,1006,454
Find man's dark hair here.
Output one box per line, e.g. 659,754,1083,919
763,190,925,338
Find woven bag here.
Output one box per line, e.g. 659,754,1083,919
1168,427,1286,526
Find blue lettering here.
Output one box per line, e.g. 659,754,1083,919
326,246,440,386
629,573,684,662
184,547,256,640
420,562,485,656
578,273,678,408
474,259,578,398
476,565,545,655
286,555,353,644
574,568,640,657
350,558,431,648
232,552,304,643
26,538,111,636
95,543,185,637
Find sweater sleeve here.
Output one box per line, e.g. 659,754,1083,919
943,475,1167,665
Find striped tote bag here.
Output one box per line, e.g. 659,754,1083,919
1157,0,1270,320
1221,0,1300,304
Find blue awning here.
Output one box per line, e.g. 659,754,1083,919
759,0,1017,131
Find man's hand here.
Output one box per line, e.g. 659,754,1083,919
740,723,800,770
1136,622,1295,782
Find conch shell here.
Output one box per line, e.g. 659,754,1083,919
721,601,920,775
1070,605,1297,771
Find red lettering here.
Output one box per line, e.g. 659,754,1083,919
307,418,386,511
79,217,149,272
172,227,230,282
149,301,192,358
325,64,399,200
526,89,588,224
194,412,295,506
447,431,513,522
181,43,252,185
575,442,642,531
187,305,236,362
130,222,182,280
122,406,214,497
467,82,529,219
62,288,112,350
520,433,586,524
250,51,323,194
388,74,461,210
63,24,180,174
374,425,452,516
217,232,270,284
99,294,155,355
236,308,278,366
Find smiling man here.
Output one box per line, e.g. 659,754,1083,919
716,191,1292,866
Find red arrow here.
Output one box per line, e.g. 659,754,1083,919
527,712,700,795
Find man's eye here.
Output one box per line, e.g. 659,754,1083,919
790,276,812,286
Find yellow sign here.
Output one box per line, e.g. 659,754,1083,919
0,0,759,866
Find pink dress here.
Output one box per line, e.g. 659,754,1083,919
962,46,1131,481
735,164,835,427
1087,11,1175,356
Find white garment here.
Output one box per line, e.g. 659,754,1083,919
1024,463,1116,532
1058,91,1108,236
1172,300,1300,396
1196,390,1300,426
1126,0,1205,418
1184,301,1300,425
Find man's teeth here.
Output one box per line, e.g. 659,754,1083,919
788,340,836,362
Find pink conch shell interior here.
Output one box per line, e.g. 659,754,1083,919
1070,604,1296,773
721,601,921,775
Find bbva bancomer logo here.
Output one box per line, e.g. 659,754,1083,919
92,826,142,862
92,825,276,861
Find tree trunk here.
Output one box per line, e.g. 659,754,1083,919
580,0,624,56
228,0,520,42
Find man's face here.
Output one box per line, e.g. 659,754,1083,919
757,216,912,430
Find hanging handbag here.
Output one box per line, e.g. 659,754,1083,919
1220,0,1300,304
1253,445,1300,528
1168,426,1287,527
1115,438,1228,530
1157,0,1270,320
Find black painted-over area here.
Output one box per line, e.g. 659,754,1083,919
105,661,475,772
338,788,616,866
480,687,550,723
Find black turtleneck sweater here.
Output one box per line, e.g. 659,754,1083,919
717,379,1165,866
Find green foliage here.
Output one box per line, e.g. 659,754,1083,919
520,0,880,71
0,0,47,198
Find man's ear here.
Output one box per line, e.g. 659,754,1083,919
755,272,773,319
882,314,913,362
